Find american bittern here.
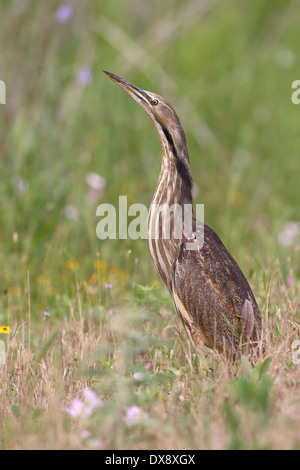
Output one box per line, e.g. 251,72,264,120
104,71,265,361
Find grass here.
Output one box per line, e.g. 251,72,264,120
0,0,299,449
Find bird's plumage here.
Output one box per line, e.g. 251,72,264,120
104,71,266,361
173,222,263,358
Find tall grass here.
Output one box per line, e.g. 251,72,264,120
0,0,299,449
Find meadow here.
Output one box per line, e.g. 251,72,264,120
0,0,299,449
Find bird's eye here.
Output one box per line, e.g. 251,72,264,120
151,99,159,106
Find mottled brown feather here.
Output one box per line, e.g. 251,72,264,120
174,223,265,359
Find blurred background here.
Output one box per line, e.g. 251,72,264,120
0,0,299,322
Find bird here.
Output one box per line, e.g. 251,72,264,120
104,71,266,361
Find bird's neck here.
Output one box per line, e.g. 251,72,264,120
147,136,194,289
152,135,193,208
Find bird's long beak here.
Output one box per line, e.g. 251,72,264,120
103,71,151,107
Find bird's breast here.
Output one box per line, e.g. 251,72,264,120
147,202,182,290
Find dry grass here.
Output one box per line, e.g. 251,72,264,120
0,256,299,450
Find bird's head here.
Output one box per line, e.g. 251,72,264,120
104,71,193,191
104,72,186,154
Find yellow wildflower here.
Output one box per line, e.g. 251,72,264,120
93,260,106,272
64,260,79,271
36,275,55,295
228,190,244,207
45,285,55,296
89,273,98,284
37,275,51,286
118,269,129,281
10,286,21,296
0,326,11,334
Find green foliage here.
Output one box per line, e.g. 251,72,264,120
223,357,274,449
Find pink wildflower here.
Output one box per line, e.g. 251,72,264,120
123,406,148,426
64,388,103,418
56,4,73,24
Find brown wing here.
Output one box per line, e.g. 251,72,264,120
173,223,265,357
